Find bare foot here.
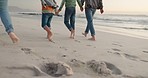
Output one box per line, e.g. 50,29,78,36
9,32,20,43
82,32,87,37
88,37,96,41
44,26,53,42
47,31,53,41
70,30,75,39
48,39,55,43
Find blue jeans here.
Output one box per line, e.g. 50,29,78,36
85,8,96,36
42,13,54,28
0,10,14,34
64,7,76,31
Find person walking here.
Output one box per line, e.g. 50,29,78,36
40,0,58,42
56,0,83,39
0,0,19,43
81,0,104,41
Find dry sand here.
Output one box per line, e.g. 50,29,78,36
0,14,148,78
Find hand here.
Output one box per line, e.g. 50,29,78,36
55,10,60,15
100,9,104,14
80,7,83,12
42,3,47,8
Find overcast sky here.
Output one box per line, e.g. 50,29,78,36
8,0,148,14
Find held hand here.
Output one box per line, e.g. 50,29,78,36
80,7,83,12
55,10,60,15
100,9,104,14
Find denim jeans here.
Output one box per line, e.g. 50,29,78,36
64,7,76,31
0,10,14,34
42,13,54,28
85,8,96,36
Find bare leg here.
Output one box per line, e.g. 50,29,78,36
44,26,53,42
8,32,20,43
70,29,75,39
88,35,96,41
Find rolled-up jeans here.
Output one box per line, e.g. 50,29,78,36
64,7,76,31
85,8,96,36
0,10,14,34
42,13,54,29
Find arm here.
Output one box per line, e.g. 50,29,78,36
99,0,104,14
77,0,82,7
53,0,56,4
99,0,103,9
76,0,84,11
81,0,85,6
58,0,65,11
55,0,65,15
40,0,46,7
44,0,56,7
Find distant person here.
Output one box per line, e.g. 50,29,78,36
0,0,19,43
81,0,104,41
56,0,83,39
40,0,58,42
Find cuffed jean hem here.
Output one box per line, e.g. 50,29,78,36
6,28,14,34
41,13,53,29
0,10,14,34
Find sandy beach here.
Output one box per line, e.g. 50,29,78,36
0,13,148,78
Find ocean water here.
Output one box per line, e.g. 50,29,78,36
77,14,148,30
77,13,148,39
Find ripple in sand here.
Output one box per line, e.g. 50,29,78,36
143,51,148,53
123,53,139,61
112,48,121,52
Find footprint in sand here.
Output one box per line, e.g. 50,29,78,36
86,44,92,46
112,43,123,47
21,48,43,59
105,62,122,75
112,48,121,52
59,46,68,51
107,48,122,55
140,60,148,63
75,40,81,43
123,53,139,61
86,44,96,48
143,50,148,54
87,60,122,75
113,52,148,63
21,48,32,54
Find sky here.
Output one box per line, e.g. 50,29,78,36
9,0,148,14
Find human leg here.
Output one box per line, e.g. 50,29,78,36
85,8,96,41
64,8,73,31
89,9,96,41
64,7,75,38
70,8,76,39
46,13,54,39
0,10,19,43
42,13,53,41
83,8,92,37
